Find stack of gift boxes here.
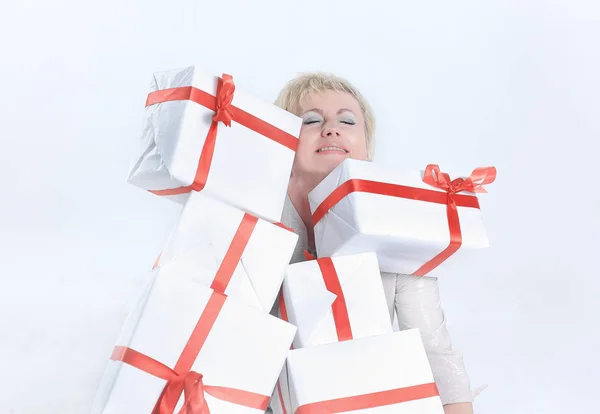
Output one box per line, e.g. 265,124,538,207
92,65,496,414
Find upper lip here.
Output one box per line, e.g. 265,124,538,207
315,143,349,153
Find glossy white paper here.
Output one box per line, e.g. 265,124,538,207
94,268,297,414
282,252,392,348
287,329,444,413
309,159,489,276
158,191,299,312
127,65,302,222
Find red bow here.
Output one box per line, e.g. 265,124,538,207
212,74,235,126
156,372,209,414
145,72,298,197
423,164,497,196
410,164,496,276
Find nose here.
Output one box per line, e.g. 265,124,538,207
321,123,341,138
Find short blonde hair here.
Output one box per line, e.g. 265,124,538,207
275,72,376,160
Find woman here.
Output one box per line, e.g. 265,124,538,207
273,73,476,414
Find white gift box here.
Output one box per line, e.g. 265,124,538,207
93,267,297,414
309,159,491,276
157,191,298,312
127,65,301,223
282,252,392,349
287,329,444,414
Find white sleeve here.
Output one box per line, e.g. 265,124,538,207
394,273,474,405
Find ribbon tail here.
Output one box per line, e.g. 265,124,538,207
467,166,497,192
154,378,186,414
178,374,210,414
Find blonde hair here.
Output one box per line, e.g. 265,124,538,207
275,72,376,160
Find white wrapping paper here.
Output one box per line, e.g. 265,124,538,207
308,159,490,276
127,65,301,223
157,191,298,312
287,329,445,413
282,252,392,349
94,267,297,414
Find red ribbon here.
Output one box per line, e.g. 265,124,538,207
209,213,258,294
115,212,278,413
111,291,270,414
295,382,440,413
152,252,162,270
273,222,296,233
303,250,316,261
413,164,496,275
317,258,353,342
145,74,298,196
276,380,288,414
311,165,496,276
277,290,293,351
276,290,291,414
150,213,257,291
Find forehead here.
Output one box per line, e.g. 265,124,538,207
299,90,363,115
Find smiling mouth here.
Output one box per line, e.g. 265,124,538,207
316,146,348,153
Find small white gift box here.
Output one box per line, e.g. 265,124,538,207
156,191,298,312
93,267,297,414
127,65,302,223
287,329,445,413
308,159,496,276
282,252,392,349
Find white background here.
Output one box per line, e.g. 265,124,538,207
1,1,598,413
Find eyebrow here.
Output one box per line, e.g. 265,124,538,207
301,108,357,116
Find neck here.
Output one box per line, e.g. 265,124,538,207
287,172,326,251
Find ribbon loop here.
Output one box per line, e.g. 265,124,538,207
424,164,496,195
423,165,451,192
180,372,209,414
212,74,235,126
156,371,207,414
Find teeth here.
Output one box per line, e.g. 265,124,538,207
317,146,346,153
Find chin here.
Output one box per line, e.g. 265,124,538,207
315,158,347,177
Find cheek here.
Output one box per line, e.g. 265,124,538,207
349,132,369,159
292,138,312,168
298,128,317,154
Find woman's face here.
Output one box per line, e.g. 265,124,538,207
292,90,368,180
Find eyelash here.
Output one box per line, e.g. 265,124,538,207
303,119,356,125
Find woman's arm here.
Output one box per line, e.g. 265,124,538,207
393,273,474,413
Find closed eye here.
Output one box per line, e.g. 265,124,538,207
303,119,321,125
341,120,356,125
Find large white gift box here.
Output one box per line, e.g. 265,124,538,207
156,191,298,312
308,159,496,276
282,252,392,349
127,65,301,223
286,329,445,414
93,267,297,414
